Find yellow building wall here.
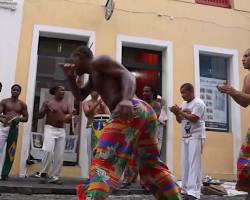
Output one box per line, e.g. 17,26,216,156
12,0,250,179
233,0,250,12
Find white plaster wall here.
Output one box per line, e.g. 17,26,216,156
0,0,24,99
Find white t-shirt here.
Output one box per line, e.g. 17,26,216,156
180,97,206,139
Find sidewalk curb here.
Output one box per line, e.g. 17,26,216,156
0,177,148,195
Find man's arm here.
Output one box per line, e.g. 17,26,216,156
20,103,28,122
154,101,161,118
83,100,100,117
169,105,183,123
103,102,111,115
229,90,250,108
37,101,49,119
66,103,71,115
217,75,250,108
178,110,199,123
0,100,4,117
68,76,92,101
170,105,199,123
60,63,93,101
0,100,7,123
175,114,183,123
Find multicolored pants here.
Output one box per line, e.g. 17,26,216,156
77,98,181,200
236,129,250,193
122,154,139,184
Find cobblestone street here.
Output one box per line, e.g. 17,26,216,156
0,194,248,200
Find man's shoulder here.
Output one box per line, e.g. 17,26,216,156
1,98,11,103
83,99,92,105
153,100,161,109
93,55,112,66
195,97,205,103
194,98,205,106
242,73,250,93
244,73,250,82
18,99,27,107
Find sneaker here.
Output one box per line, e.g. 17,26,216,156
184,195,198,200
40,172,48,178
120,181,131,189
48,176,63,184
39,173,49,184
82,178,90,185
30,172,41,178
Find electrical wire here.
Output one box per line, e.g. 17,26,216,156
26,0,250,32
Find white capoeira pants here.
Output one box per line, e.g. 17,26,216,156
41,125,65,177
0,123,10,177
156,125,164,151
181,138,202,199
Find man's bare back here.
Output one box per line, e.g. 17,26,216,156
62,50,136,120
89,56,135,111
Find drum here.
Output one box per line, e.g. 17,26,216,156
91,114,110,150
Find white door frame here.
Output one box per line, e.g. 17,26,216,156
116,35,174,170
194,45,240,174
19,25,96,177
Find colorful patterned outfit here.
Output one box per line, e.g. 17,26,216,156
122,154,139,184
236,129,250,192
77,98,181,200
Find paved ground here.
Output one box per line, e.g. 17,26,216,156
0,194,248,200
0,177,248,199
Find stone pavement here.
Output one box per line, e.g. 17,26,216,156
0,177,148,195
0,194,248,200
0,177,248,199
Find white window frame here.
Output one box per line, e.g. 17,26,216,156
194,45,240,173
19,25,95,177
116,35,174,170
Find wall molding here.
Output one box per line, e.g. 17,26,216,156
116,35,174,171
0,0,17,11
194,44,240,174
19,25,96,177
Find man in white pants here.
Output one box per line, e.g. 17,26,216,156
37,86,71,184
0,84,28,180
170,83,206,200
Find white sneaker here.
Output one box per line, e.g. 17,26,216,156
47,176,63,184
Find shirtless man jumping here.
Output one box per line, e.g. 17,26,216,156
61,46,181,200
